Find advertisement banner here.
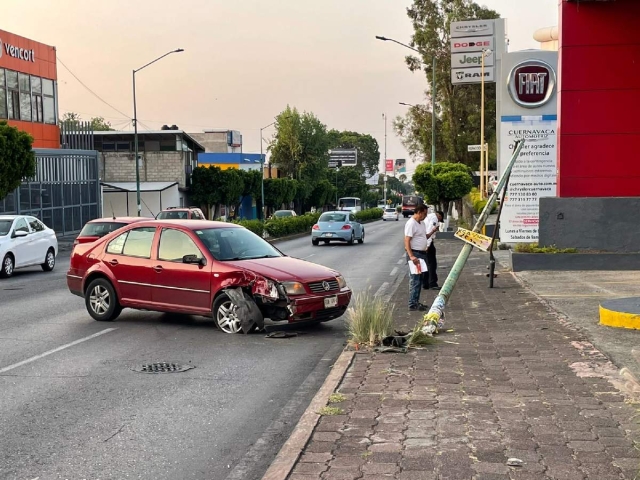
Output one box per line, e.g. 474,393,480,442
385,159,394,172
395,158,406,173
499,116,557,243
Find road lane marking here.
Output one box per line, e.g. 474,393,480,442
0,328,116,374
374,282,389,298
390,267,398,277
302,254,315,259
397,259,404,265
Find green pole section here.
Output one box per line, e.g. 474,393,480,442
420,139,526,335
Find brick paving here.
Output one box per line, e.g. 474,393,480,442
288,241,640,480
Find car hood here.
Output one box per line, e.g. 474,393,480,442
224,256,339,283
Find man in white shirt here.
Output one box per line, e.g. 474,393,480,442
404,204,439,311
423,209,444,290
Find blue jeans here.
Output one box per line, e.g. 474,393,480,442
408,250,428,308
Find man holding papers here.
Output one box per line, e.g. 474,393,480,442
404,204,439,311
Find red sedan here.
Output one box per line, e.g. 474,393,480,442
67,220,351,333
74,217,148,246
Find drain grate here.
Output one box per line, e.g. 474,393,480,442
132,362,195,374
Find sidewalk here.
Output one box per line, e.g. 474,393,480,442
286,240,640,480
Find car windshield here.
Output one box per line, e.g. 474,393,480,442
319,213,346,222
195,227,283,261
273,211,293,218
0,219,13,236
79,221,128,238
157,210,188,219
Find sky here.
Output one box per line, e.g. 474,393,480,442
5,0,557,175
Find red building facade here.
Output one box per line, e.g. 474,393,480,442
0,29,59,148
557,0,640,197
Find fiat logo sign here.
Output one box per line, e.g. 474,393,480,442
507,60,556,109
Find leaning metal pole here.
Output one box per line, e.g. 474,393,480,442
420,139,526,335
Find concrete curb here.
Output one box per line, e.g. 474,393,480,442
261,349,355,480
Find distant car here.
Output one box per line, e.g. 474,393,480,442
0,215,58,278
66,220,351,332
156,207,206,220
75,217,147,246
271,210,297,219
382,208,399,221
311,211,364,246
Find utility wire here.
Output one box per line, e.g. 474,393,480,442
57,56,130,119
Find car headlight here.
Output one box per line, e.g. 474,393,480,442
281,281,306,296
336,275,347,289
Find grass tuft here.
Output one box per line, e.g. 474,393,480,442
514,243,578,254
318,406,344,416
328,393,346,404
407,324,438,347
346,291,394,347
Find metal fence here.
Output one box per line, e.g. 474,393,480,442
60,120,95,150
0,149,101,236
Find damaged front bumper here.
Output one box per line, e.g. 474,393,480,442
259,289,352,327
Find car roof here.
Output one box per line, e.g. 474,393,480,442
0,215,21,220
127,219,242,230
87,216,148,224
321,211,350,215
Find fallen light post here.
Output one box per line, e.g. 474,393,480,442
419,139,526,336
488,167,512,288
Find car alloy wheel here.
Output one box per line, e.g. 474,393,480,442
1,255,14,278
89,284,111,316
42,249,55,272
216,299,243,334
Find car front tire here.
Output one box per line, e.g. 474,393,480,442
85,278,122,321
213,293,246,334
0,254,14,278
312,239,319,246
41,248,56,272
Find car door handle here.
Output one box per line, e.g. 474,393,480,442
153,265,163,273
108,259,119,266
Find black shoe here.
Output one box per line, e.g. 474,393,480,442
409,304,428,312
422,286,430,290
431,286,441,291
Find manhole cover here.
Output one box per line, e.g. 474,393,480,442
131,362,195,374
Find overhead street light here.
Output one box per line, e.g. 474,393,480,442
376,36,436,168
133,48,184,216
399,102,416,108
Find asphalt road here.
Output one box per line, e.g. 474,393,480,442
0,218,409,480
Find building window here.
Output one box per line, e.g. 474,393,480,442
18,73,32,122
0,69,6,119
42,78,55,124
6,70,18,120
31,76,43,123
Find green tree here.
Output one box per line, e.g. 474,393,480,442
0,121,36,201
220,169,245,218
393,0,500,168
190,166,222,218
60,112,114,131
327,130,380,175
413,161,473,218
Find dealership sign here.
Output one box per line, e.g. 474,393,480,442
451,51,494,68
0,39,35,62
450,20,494,38
507,59,556,109
451,36,493,54
451,67,494,85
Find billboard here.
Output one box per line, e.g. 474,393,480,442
329,148,357,168
449,19,503,85
395,159,406,174
385,159,394,172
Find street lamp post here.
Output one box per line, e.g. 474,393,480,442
133,48,184,216
377,36,436,168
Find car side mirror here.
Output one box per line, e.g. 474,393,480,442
12,230,28,238
183,254,207,266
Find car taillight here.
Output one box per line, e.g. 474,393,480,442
312,224,319,230
341,224,351,230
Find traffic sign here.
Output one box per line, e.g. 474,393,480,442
468,144,488,152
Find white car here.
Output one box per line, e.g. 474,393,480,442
0,215,58,278
382,208,399,221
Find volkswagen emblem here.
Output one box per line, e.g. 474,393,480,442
322,281,331,291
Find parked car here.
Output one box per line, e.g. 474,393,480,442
75,217,147,246
311,211,364,246
382,208,400,221
67,220,351,333
271,210,297,219
0,215,58,278
156,206,206,220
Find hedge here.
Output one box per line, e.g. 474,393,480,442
353,208,384,222
263,213,322,238
232,219,264,236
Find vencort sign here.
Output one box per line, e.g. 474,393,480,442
507,59,556,109
0,39,35,62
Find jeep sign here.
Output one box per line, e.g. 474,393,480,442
507,59,556,108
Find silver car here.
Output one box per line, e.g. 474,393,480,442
311,211,364,246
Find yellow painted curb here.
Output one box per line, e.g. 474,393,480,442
599,305,640,330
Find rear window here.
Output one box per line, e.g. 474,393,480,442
385,208,396,213
157,210,188,220
79,222,128,238
273,211,293,218
319,213,346,222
